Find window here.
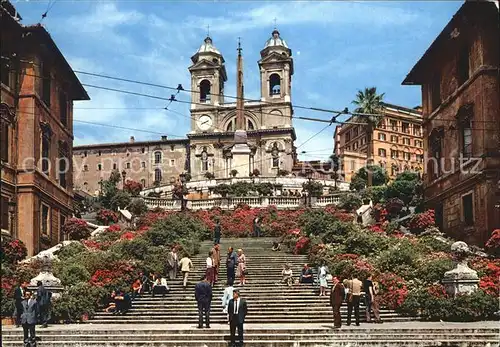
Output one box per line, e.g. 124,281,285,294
403,152,411,161
42,64,51,107
391,135,398,143
402,122,410,134
353,127,358,137
413,125,421,136
58,142,69,188
83,182,88,191
403,138,410,145
391,150,398,159
390,120,398,131
0,121,8,162
97,164,102,171
154,151,162,164
0,56,10,87
415,140,422,147
83,165,88,171
460,116,473,158
269,73,281,96
59,91,67,127
200,79,211,102
457,45,470,86
345,132,351,142
431,74,441,111
429,130,443,179
391,165,398,176
41,204,50,235
361,137,366,145
1,196,9,231
350,160,355,171
41,123,52,175
226,117,256,131
126,162,131,169
353,142,358,150
201,147,209,171
462,193,474,226
417,154,424,163
378,148,386,157
154,168,162,182
140,178,146,187
378,133,386,141
113,163,117,170
170,159,175,167
141,162,146,168
378,120,386,129
59,214,66,242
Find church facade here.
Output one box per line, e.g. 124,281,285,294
73,30,298,193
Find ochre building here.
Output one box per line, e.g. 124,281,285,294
1,1,89,255
403,1,500,246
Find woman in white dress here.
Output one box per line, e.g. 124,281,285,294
221,279,235,324
318,263,328,296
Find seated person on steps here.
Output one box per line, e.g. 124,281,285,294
113,289,131,315
300,264,314,284
152,275,170,297
281,264,293,286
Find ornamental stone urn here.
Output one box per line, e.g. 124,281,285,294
28,254,64,299
442,241,479,297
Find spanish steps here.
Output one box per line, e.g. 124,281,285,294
3,238,499,346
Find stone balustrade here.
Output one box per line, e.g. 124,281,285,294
143,193,346,211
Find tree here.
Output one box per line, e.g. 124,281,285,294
128,198,148,217
350,166,389,191
204,172,215,180
123,180,143,196
386,170,421,209
352,87,385,186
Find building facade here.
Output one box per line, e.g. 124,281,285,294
335,102,424,182
403,1,500,246
1,1,89,255
73,137,188,195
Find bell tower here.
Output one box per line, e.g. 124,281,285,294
258,29,293,103
189,36,227,109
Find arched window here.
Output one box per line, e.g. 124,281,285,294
40,123,52,174
58,141,69,188
271,142,280,168
154,151,162,164
201,147,209,171
269,74,281,96
247,119,255,130
83,164,88,171
200,80,211,102
83,182,88,191
226,117,256,131
155,168,162,183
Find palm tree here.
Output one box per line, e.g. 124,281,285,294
352,87,385,187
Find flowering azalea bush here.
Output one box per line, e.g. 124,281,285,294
408,209,435,235
62,218,90,241
96,209,119,225
294,236,310,255
123,180,143,196
1,238,28,264
376,272,408,310
485,229,500,256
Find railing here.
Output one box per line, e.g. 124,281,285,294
143,194,345,211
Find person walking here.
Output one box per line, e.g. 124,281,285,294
21,290,38,347
228,289,248,347
14,281,28,327
206,251,215,286
345,275,362,326
236,249,247,286
211,244,221,284
195,277,212,329
318,263,329,296
179,254,194,289
166,247,179,280
213,220,221,245
36,281,51,328
364,275,382,323
252,216,261,237
330,277,345,329
226,247,238,285
221,279,235,324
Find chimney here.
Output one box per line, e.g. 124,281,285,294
130,136,135,143
161,135,168,141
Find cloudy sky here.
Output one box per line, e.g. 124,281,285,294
15,0,462,160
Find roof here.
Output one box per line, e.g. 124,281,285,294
402,1,499,85
191,36,224,64
74,138,189,151
264,29,289,49
1,0,22,20
23,24,90,101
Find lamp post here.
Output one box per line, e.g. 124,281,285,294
179,172,187,211
8,200,16,238
330,154,340,191
121,170,127,188
305,168,313,208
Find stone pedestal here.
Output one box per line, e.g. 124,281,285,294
28,255,64,299
231,130,251,176
442,241,479,297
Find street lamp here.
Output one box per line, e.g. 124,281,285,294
8,200,16,238
305,168,313,208
179,172,187,211
121,170,127,187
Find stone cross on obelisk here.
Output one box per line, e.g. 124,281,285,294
231,37,251,177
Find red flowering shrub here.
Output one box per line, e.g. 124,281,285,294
82,240,106,250
1,238,28,264
370,225,385,233
107,224,121,233
375,272,408,309
328,254,374,280
294,236,310,255
124,180,143,196
485,229,500,256
89,261,137,289
96,209,119,225
427,284,449,299
120,231,136,240
408,209,435,234
471,259,500,296
1,276,17,315
62,218,90,241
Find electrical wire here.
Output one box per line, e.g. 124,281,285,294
40,0,57,21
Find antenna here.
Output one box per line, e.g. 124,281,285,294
273,17,277,29
206,24,210,37
237,37,242,55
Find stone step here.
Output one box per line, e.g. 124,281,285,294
88,317,416,324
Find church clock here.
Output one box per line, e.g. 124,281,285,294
197,115,213,131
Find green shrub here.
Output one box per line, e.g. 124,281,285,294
337,193,362,212
57,264,91,286
146,213,209,247
112,238,151,261
376,239,422,279
52,282,108,323
299,209,339,237
416,257,453,284
55,242,87,261
343,230,390,256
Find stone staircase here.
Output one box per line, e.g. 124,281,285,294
90,237,411,324
3,238,499,346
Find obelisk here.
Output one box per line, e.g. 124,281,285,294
231,38,251,176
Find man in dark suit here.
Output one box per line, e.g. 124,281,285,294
194,277,212,329
228,289,248,347
21,290,38,347
226,247,238,285
14,281,28,327
36,281,51,328
330,276,345,329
